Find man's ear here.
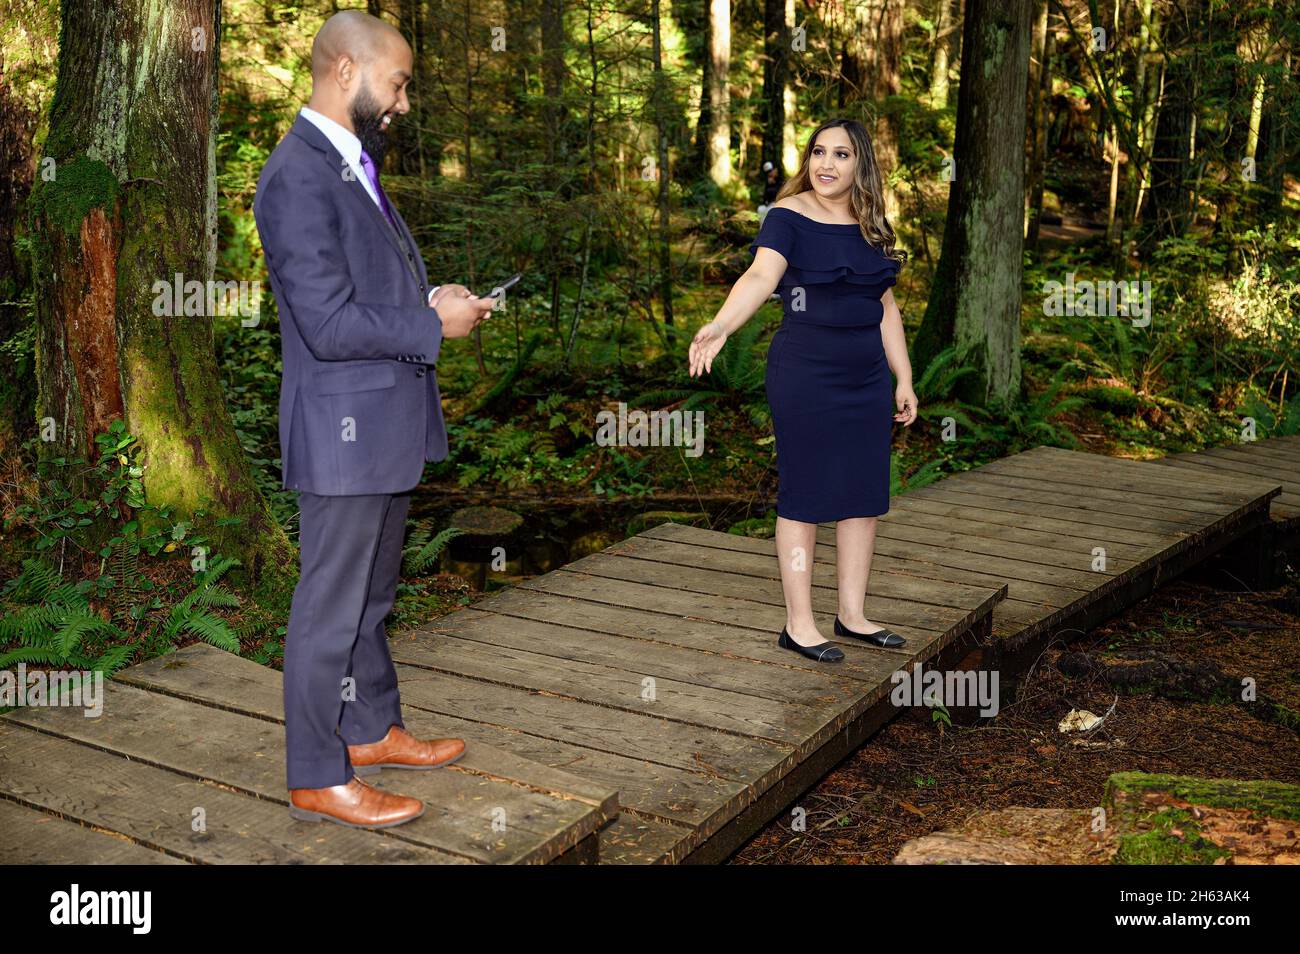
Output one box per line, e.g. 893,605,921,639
335,54,357,94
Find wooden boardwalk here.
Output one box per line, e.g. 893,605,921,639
0,443,1284,864
0,650,616,864
1150,434,1299,557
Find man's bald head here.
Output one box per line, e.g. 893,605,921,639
305,9,413,162
311,10,404,84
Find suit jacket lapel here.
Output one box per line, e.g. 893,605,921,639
290,114,420,292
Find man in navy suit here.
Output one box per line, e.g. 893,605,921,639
254,10,496,828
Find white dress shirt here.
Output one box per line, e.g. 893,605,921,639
298,106,438,303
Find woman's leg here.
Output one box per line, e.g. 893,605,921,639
836,516,886,633
775,515,827,645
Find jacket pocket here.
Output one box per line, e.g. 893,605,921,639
313,364,397,395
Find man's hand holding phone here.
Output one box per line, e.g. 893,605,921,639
429,284,495,338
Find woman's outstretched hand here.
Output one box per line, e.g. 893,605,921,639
894,384,919,426
689,321,729,377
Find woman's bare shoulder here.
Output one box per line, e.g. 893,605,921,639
771,192,812,213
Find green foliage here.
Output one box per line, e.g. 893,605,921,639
0,558,132,674
8,418,224,561
402,522,465,576
156,555,242,654
914,346,1086,460
0,550,246,676
634,317,772,428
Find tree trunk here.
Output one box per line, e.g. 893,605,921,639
1024,0,1051,248
1129,0,1160,226
845,0,904,220
913,0,1033,408
706,0,732,187
1143,0,1202,245
27,0,292,598
761,0,788,176
928,0,956,106
651,0,674,341
0,44,40,457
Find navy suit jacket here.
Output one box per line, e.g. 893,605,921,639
254,113,448,496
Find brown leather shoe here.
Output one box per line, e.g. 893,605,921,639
347,724,466,776
288,776,424,828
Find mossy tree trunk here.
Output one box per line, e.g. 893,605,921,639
912,0,1033,408
27,0,293,600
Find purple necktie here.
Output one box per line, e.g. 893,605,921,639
358,149,397,230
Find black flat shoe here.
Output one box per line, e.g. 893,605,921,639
778,627,844,663
835,615,906,648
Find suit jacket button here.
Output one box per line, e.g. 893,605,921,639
415,367,426,377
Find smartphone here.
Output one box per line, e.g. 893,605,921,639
487,273,522,300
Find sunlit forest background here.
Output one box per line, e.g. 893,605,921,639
0,0,1297,670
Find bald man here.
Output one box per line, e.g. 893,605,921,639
254,10,496,828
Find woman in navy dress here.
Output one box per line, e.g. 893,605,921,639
689,119,918,664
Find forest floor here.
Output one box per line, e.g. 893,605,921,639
729,567,1300,864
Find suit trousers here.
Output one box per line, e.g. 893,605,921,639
284,490,410,789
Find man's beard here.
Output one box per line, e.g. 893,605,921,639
349,81,390,165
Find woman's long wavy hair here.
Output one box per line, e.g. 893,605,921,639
775,118,905,267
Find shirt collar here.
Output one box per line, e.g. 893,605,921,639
299,106,364,167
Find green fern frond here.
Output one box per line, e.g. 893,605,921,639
173,610,240,652
403,525,465,576
91,644,135,675
0,647,65,667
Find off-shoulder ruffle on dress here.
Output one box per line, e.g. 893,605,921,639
749,207,901,522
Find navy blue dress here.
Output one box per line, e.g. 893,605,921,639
749,207,901,523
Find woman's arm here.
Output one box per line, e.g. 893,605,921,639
689,248,786,377
711,248,786,336
879,288,918,425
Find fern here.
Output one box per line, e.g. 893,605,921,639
163,607,239,652
0,558,133,674
402,522,465,575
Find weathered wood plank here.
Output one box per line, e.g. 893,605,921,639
467,585,940,684
642,521,1077,609
118,645,616,816
0,798,188,865
391,628,839,745
900,482,1202,535
0,722,470,864
119,642,752,830
606,534,1001,610
3,680,599,864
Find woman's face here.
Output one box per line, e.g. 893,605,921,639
808,128,855,200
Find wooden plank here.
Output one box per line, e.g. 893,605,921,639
603,533,1054,627
118,645,616,816
1007,445,1283,502
904,475,1206,535
0,722,471,864
391,627,841,745
828,520,1141,579
0,798,188,865
947,469,1240,519
597,813,693,865
901,482,1203,535
606,534,1002,610
120,645,797,825
390,663,794,783
120,643,745,830
2,681,600,865
891,494,1174,548
555,551,973,644
1165,445,1298,480
418,608,868,713
522,567,983,664
1184,440,1300,466
468,584,956,685
640,522,1074,622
